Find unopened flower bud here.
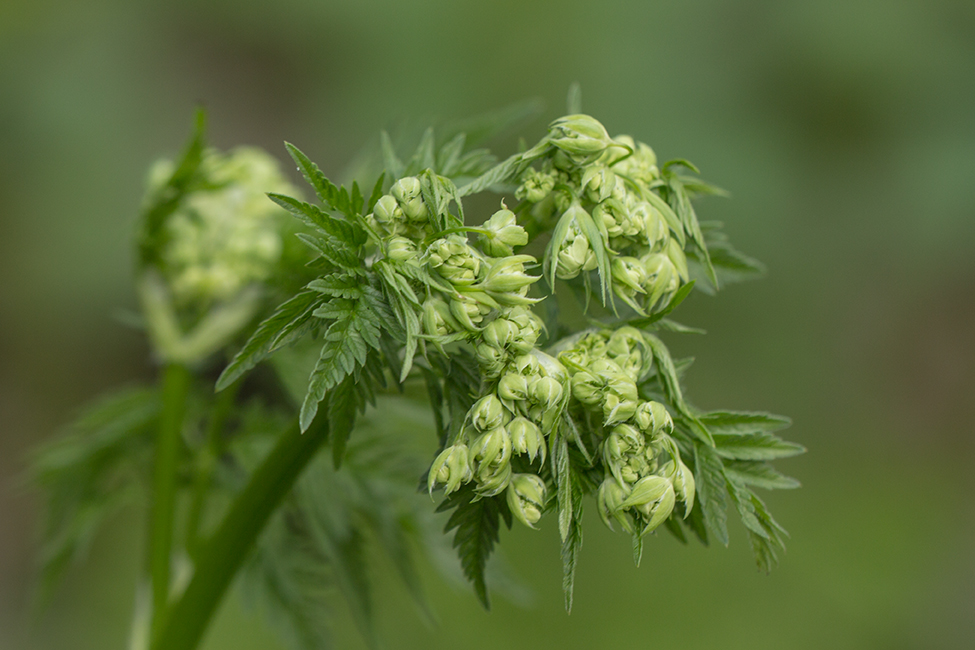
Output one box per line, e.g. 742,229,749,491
400,196,429,222
516,167,557,203
665,238,689,282
386,236,418,263
372,194,402,225
470,395,507,432
421,297,459,338
633,401,673,437
597,478,633,533
390,176,422,203
427,444,473,496
474,342,507,378
661,459,695,513
513,353,541,377
622,476,676,534
450,293,491,331
478,255,539,294
581,165,618,204
549,114,614,158
507,473,547,528
530,376,563,411
479,206,529,257
498,373,530,402
570,370,603,406
612,256,649,293
474,461,512,497
508,416,545,462
471,425,512,471
483,317,518,350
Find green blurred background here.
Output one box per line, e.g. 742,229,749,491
2,0,973,648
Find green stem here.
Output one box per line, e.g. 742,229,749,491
151,415,330,650
185,380,240,557
148,363,192,635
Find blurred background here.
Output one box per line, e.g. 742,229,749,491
1,0,973,648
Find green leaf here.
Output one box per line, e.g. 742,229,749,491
138,109,208,268
643,334,713,446
653,318,706,334
560,479,584,613
457,140,549,197
713,432,806,461
625,280,696,329
724,474,789,572
693,441,729,546
328,377,359,469
699,411,792,435
366,173,385,213
724,461,801,490
573,206,613,308
405,127,436,176
217,291,322,391
267,193,364,247
294,233,360,270
438,485,509,609
380,131,405,180
566,82,582,114
642,189,686,248
439,98,543,149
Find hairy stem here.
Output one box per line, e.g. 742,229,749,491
151,414,330,650
148,362,192,635
185,380,241,557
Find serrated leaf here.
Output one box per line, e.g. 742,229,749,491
438,486,507,609
561,480,584,613
328,377,359,469
699,411,792,435
307,274,362,299
693,441,729,546
553,434,572,541
713,432,806,461
366,173,385,213
574,206,613,308
724,461,801,490
724,474,789,572
626,280,696,328
457,141,549,197
380,131,405,180
300,315,373,432
295,233,360,270
217,291,321,391
268,193,364,247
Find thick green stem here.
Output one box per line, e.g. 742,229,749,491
148,363,192,634
151,415,329,650
185,380,240,557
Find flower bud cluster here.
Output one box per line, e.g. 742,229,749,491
516,115,691,314
153,147,297,309
558,327,694,536
366,177,435,244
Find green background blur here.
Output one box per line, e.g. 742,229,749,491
2,1,974,648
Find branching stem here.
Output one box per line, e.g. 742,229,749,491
151,414,330,650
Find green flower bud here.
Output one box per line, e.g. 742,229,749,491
427,235,481,287
483,317,518,350
549,114,614,158
530,376,563,411
570,369,603,406
642,252,680,310
661,459,695,513
400,196,429,222
513,353,541,376
421,297,459,337
506,306,542,353
610,137,659,184
474,342,507,378
498,373,530,402
478,255,539,295
471,425,512,472
372,194,402,225
385,236,418,264
622,475,676,534
597,478,634,534
391,176,422,203
612,256,649,293
581,165,619,204
603,374,639,426
607,326,648,376
471,394,507,432
516,167,557,203
479,205,529,257
449,293,491,331
508,416,545,462
507,473,547,529
427,444,473,496
665,238,689,282
474,461,512,497
630,199,668,249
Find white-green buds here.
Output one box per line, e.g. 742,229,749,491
570,369,603,406
661,459,695,514
426,235,480,287
530,376,563,411
474,342,507,378
507,474,547,528
597,478,633,533
516,167,557,203
549,114,614,158
633,401,673,437
482,317,518,350
471,426,512,470
450,293,491,331
621,475,676,534
602,374,639,425
421,297,459,338
508,416,545,462
427,444,473,496
470,394,506,431
612,256,649,294
372,194,403,226
385,236,418,264
391,177,428,222
479,206,529,257
478,255,539,296
498,373,530,402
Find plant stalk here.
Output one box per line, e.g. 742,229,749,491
148,362,192,635
151,414,329,650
